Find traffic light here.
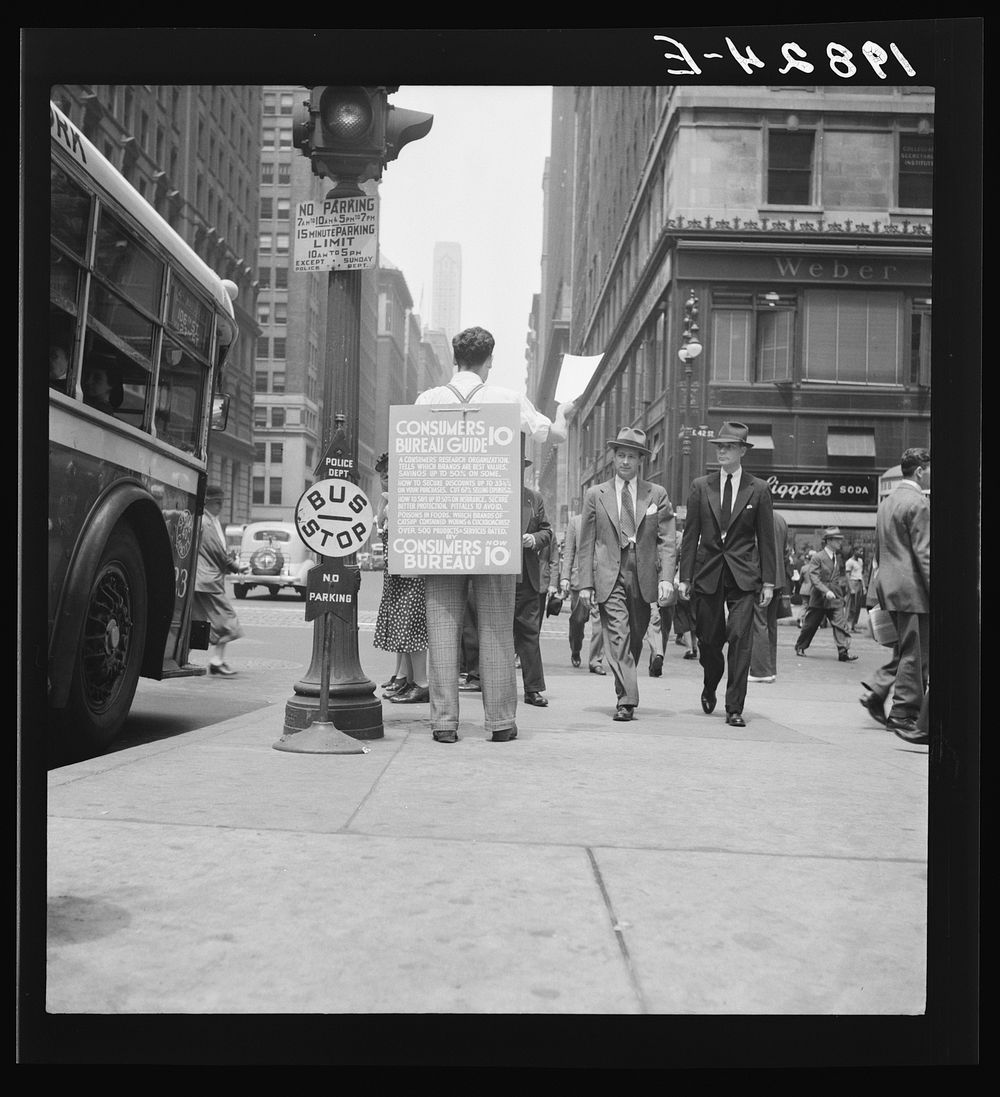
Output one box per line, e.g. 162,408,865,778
292,86,432,184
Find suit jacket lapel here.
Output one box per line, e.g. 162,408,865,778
634,480,651,530
599,480,618,531
707,474,723,531
731,475,754,525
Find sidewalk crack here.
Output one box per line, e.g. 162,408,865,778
586,846,650,1014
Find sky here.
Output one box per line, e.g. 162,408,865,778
375,86,554,393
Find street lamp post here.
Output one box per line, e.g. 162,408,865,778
677,290,703,496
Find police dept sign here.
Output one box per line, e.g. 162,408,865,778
388,404,522,575
295,479,375,557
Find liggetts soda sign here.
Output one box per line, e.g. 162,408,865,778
765,471,878,505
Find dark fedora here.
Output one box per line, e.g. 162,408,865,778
205,484,225,502
707,421,754,448
606,427,651,455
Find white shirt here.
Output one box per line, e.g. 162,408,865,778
614,475,638,545
416,370,553,442
845,556,864,582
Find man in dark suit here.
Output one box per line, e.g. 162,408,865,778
578,427,677,722
678,421,776,727
514,462,553,707
559,511,605,673
794,526,857,662
860,448,931,744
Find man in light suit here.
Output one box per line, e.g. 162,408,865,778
515,464,553,707
559,511,605,673
678,421,776,727
579,427,677,721
860,448,931,744
794,526,857,661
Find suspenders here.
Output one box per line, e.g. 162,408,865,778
445,381,485,404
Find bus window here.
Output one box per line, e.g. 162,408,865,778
155,337,205,454
50,161,91,258
94,208,164,316
49,308,76,394
80,351,124,416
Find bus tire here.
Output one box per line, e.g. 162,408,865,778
234,584,248,599
56,525,148,759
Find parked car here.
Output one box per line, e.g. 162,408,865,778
370,541,386,569
232,521,314,600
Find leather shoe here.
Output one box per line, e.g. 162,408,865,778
491,724,518,742
589,665,606,675
209,662,236,676
859,691,887,726
888,716,928,744
391,683,430,704
649,653,663,677
683,650,698,660
725,711,747,727
613,705,634,721
795,645,807,657
459,676,481,692
524,691,548,707
432,729,458,743
571,653,581,668
838,651,858,662
700,688,717,714
381,675,409,697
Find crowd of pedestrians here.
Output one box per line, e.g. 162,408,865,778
197,324,929,750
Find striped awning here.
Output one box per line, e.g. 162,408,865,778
774,508,876,529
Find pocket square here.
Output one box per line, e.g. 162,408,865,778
645,503,657,515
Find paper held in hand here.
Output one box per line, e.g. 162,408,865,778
555,353,604,405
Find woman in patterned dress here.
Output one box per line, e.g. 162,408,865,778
373,453,430,703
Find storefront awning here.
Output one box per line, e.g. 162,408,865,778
774,508,876,529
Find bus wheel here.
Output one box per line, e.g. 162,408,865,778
234,584,248,599
60,526,148,757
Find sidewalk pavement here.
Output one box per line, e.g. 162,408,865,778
44,617,927,1029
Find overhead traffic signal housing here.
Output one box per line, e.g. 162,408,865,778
292,86,433,184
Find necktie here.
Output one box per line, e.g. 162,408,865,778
620,484,636,547
722,473,733,531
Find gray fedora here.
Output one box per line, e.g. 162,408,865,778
707,421,754,448
606,427,651,455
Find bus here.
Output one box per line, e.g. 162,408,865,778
48,101,238,759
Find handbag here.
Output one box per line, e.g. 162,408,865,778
868,606,898,647
776,593,794,620
545,591,564,617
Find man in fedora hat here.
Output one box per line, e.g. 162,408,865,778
578,427,678,721
794,525,857,662
678,421,777,726
514,459,553,707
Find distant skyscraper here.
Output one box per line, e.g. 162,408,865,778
431,241,462,344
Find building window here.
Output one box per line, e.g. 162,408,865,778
827,429,877,459
272,371,286,393
305,445,314,469
256,338,269,360
269,477,283,504
255,370,269,392
767,130,815,206
262,127,276,150
747,427,775,451
803,289,903,384
270,443,284,464
277,161,291,184
258,265,271,288
710,290,795,383
279,92,294,115
261,162,274,185
272,339,286,361
254,441,266,462
254,406,267,428
260,232,272,253
274,301,287,325
278,128,292,150
910,297,932,386
276,233,289,256
257,302,271,325
275,267,288,289
252,476,265,505
277,197,290,221
260,196,273,219
263,91,276,114
271,407,286,427
898,133,933,209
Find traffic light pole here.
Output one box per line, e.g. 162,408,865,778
282,180,383,742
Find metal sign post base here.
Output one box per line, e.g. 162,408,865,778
273,720,368,755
